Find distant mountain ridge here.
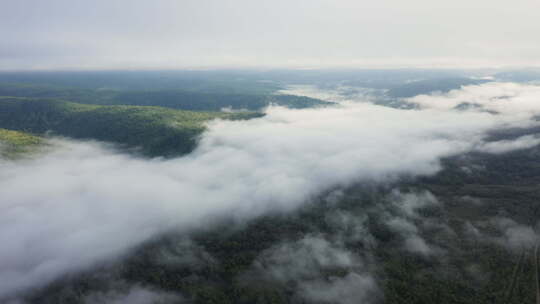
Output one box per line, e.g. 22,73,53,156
0,83,333,111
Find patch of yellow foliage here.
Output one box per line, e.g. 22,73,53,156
0,128,42,158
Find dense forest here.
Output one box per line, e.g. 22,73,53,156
0,97,261,157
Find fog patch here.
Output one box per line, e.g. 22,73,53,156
476,135,540,154
299,272,379,304
151,237,216,271
324,210,375,245
383,191,443,256
492,218,539,251
244,234,379,303
406,82,540,119
83,285,184,304
462,218,539,252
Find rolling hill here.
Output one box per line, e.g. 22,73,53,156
0,97,261,157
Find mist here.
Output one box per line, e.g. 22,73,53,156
2,82,540,299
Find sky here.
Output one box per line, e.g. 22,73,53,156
1,0,540,70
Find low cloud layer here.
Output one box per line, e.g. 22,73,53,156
477,134,540,154
406,82,540,116
2,82,540,299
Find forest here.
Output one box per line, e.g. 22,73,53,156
0,96,263,157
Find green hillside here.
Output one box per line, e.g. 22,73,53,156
0,97,261,157
0,128,43,158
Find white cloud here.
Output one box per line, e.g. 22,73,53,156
384,191,442,256
406,82,540,117
2,83,540,298
477,135,540,154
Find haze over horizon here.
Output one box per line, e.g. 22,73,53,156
2,0,540,70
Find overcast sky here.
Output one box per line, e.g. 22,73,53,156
1,0,539,70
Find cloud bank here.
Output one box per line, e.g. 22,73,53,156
406,82,540,116
2,82,540,299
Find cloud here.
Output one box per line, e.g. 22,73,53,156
405,82,540,153
381,191,443,256
491,218,539,251
251,235,360,281
83,285,183,304
462,216,539,250
476,135,540,154
324,209,375,245
2,83,540,299
299,272,379,304
241,190,447,303
151,237,216,271
245,234,378,304
406,82,540,117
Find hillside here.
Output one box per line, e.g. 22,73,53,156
0,128,43,158
0,97,261,157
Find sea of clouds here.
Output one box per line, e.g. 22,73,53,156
1,82,540,300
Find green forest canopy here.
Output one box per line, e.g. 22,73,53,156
0,97,262,157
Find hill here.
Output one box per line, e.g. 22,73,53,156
0,97,261,157
0,128,43,158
